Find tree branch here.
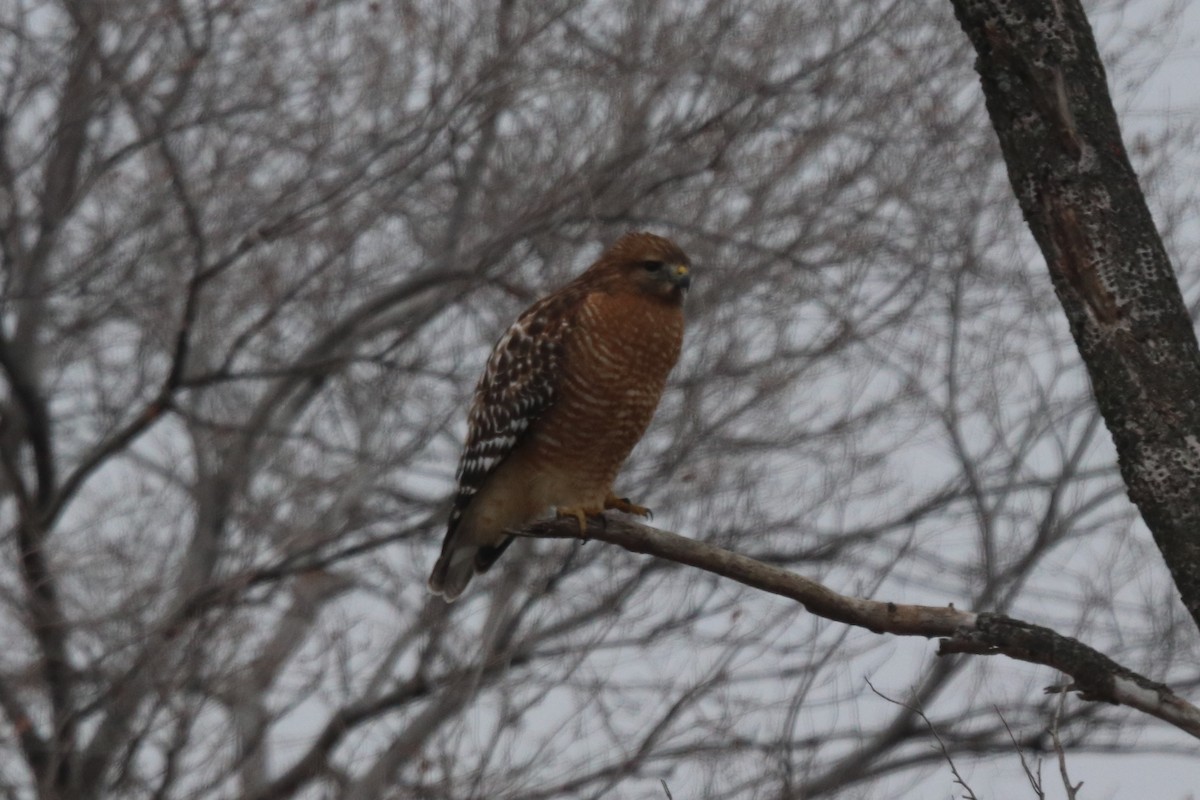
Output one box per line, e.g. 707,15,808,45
519,517,1200,740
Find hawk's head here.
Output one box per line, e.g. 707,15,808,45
591,232,692,303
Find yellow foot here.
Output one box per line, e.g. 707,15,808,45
604,493,653,520
556,506,603,538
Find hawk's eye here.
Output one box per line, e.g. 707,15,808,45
640,260,663,272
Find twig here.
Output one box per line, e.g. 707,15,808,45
1050,689,1083,799
865,679,978,800
996,706,1044,799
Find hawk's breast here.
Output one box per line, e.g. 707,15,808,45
527,290,683,496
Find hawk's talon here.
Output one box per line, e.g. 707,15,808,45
604,493,653,519
557,506,602,541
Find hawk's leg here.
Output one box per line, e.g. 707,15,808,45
556,506,603,539
604,492,653,520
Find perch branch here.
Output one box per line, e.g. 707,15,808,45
519,516,1200,740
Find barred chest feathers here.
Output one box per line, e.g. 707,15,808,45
537,289,683,480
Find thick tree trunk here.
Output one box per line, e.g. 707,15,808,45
950,0,1200,631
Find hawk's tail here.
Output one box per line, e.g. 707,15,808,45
427,545,477,602
428,536,516,601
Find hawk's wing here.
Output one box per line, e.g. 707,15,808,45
446,291,578,537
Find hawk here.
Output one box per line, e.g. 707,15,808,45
428,232,692,600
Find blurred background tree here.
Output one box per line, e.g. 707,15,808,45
0,1,1196,798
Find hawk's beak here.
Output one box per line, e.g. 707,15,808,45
672,264,691,290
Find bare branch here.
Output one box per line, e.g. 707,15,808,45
997,707,1045,799
521,516,1200,740
1050,691,1083,800
865,679,979,800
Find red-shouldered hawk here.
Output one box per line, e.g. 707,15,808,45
428,232,692,600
